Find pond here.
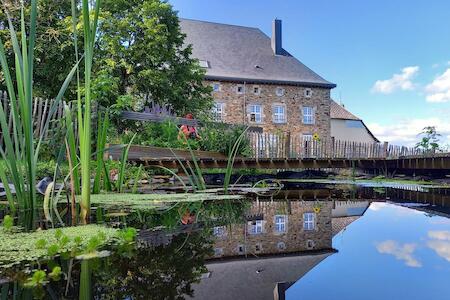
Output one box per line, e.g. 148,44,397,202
1,182,450,299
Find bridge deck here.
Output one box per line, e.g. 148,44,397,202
106,144,450,171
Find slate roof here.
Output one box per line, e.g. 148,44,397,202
330,100,360,120
179,18,336,88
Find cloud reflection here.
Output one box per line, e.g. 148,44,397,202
376,240,422,267
427,231,450,262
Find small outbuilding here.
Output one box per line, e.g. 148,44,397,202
330,100,379,143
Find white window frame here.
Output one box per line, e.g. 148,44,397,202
212,83,221,92
249,104,262,123
302,106,314,124
212,102,225,121
275,87,285,97
303,212,316,231
213,226,225,237
273,105,286,124
250,220,263,234
304,88,312,98
236,84,245,95
274,215,286,233
253,85,261,95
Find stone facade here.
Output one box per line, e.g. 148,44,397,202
211,200,332,258
209,80,332,142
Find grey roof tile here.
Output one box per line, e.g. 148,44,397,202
180,18,336,88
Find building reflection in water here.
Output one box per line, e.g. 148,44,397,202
192,189,371,300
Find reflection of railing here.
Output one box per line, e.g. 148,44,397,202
247,132,448,159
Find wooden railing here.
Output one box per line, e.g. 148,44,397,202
247,132,445,160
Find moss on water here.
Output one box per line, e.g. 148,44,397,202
75,193,244,210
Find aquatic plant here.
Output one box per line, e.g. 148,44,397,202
78,193,243,210
72,0,102,222
0,225,120,269
93,110,110,194
0,1,78,212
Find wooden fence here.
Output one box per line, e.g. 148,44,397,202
0,91,69,140
247,132,441,160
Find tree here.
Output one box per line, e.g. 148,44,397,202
0,0,77,98
96,0,212,116
415,126,441,151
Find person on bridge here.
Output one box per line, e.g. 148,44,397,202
178,113,200,141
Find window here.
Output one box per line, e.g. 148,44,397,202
273,105,286,124
250,220,263,234
253,85,261,95
303,212,316,231
249,104,262,123
345,120,364,128
274,215,286,233
237,85,244,94
255,243,262,253
199,60,210,68
304,88,312,98
212,102,225,121
213,226,225,237
277,242,286,250
237,244,245,254
302,133,313,142
212,83,221,92
213,248,224,257
302,106,314,124
276,87,285,96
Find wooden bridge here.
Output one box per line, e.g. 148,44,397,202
107,133,450,173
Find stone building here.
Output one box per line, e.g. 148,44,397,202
180,18,336,143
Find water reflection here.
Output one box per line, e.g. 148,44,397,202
1,184,450,299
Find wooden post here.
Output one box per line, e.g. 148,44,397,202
383,141,389,158
284,132,291,159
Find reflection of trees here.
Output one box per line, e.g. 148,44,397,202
93,231,212,299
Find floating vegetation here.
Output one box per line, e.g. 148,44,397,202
0,225,120,269
76,193,244,210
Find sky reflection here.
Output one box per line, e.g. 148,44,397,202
286,202,450,300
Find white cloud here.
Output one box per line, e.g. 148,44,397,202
425,68,450,103
428,230,450,241
376,240,422,267
427,231,450,263
367,117,450,147
372,66,419,94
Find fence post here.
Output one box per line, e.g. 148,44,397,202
383,142,389,158
284,132,291,159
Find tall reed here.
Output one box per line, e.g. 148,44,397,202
71,0,101,222
0,1,77,212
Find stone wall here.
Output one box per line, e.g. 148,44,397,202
211,200,333,258
209,80,332,142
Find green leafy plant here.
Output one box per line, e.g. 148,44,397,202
93,110,110,194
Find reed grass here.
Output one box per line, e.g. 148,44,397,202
0,1,78,212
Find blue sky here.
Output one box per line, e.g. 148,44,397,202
169,0,450,146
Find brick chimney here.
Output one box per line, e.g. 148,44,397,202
271,19,282,55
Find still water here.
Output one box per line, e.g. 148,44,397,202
1,183,450,299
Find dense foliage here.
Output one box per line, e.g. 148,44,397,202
120,120,252,156
0,0,213,116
